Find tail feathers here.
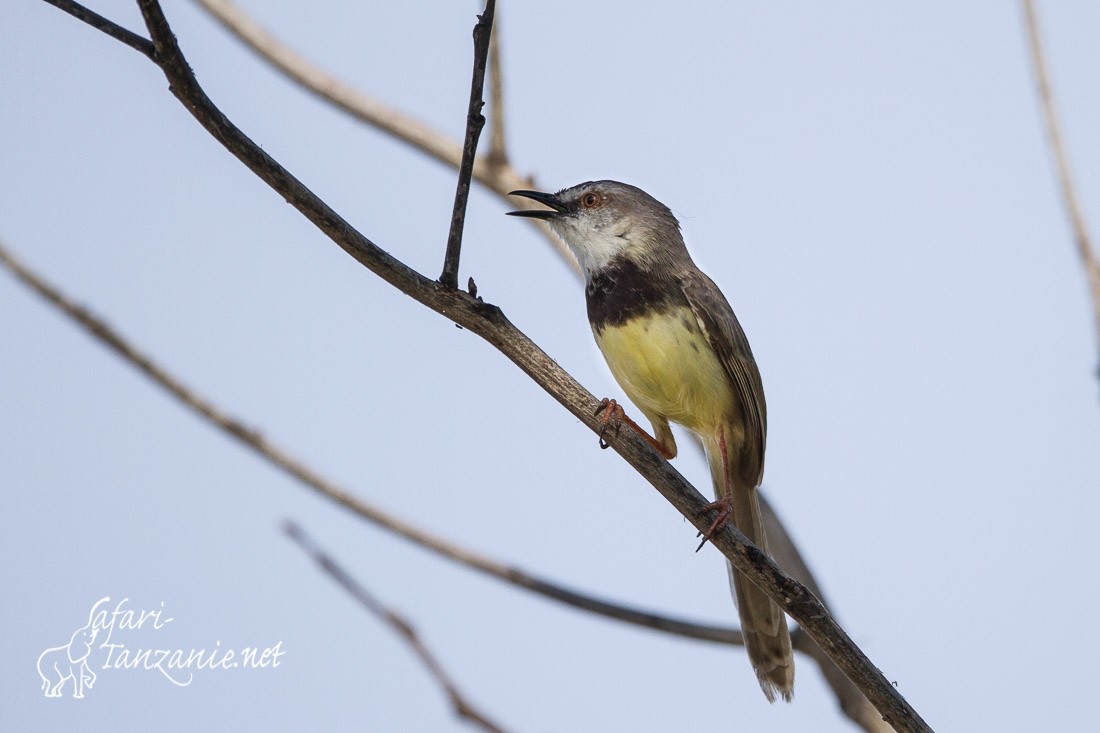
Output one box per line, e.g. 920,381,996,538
711,444,795,701
729,560,795,701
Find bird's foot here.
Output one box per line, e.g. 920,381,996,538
594,398,675,458
695,496,734,552
594,398,625,449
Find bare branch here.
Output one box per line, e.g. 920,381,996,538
763,500,895,732
441,0,496,289
190,0,576,270
191,2,888,726
193,0,457,168
39,2,933,729
284,521,511,733
0,230,885,732
0,237,738,646
3,233,896,729
486,7,508,167
41,0,155,59
1022,0,1100,372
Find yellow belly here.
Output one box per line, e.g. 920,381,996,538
593,307,734,434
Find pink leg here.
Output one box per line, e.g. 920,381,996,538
696,433,734,550
594,398,674,459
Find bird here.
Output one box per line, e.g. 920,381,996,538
508,180,794,701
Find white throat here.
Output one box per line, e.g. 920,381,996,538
550,221,632,281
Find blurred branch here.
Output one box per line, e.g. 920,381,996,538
1022,0,1100,373
0,234,890,731
191,0,574,270
0,237,738,646
762,500,894,733
284,521,510,733
36,1,931,730
0,232,893,726
441,0,496,289
486,7,507,167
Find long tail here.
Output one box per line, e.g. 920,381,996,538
706,439,795,702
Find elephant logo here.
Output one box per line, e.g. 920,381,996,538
37,598,106,699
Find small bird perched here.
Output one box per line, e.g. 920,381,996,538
508,181,794,701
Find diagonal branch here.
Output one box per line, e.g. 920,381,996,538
441,0,496,289
190,0,575,270
41,2,932,730
5,234,901,731
180,3,886,726
284,521,511,733
0,237,737,646
1022,0,1100,374
0,232,886,730
42,0,155,59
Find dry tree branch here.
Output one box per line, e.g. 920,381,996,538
1022,0,1100,372
486,7,507,168
284,521,511,733
0,238,738,646
190,1,890,726
36,2,932,730
193,0,460,171
441,0,496,289
42,0,156,59
190,0,575,270
2,238,900,731
189,2,892,727
762,507,894,733
0,232,885,731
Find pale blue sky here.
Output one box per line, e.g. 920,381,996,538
3,2,1099,731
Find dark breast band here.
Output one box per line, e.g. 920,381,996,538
586,256,689,333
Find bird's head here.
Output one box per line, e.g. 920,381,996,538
508,180,684,278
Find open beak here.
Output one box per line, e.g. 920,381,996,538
506,190,567,220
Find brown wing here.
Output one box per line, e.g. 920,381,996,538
679,268,767,485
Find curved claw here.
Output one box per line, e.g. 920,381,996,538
595,398,625,449
695,497,734,552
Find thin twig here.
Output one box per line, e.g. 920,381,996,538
1022,0,1100,372
0,238,738,646
189,0,575,271
41,0,156,59
486,7,507,167
193,1,463,170
441,0,496,289
284,521,510,733
42,3,934,729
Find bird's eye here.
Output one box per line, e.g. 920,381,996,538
580,192,602,209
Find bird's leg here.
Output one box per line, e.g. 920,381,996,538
594,398,674,458
696,433,735,551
